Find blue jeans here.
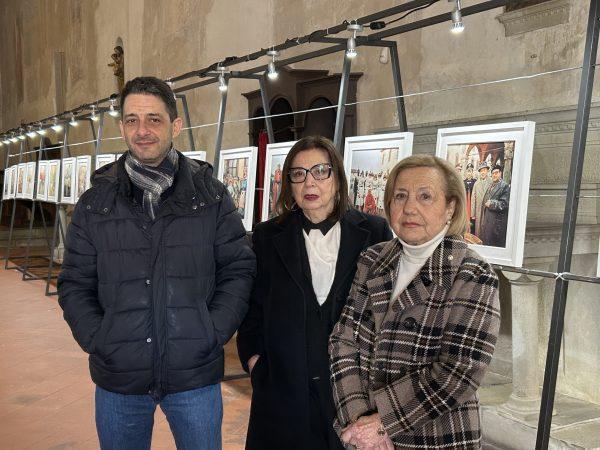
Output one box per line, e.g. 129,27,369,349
95,384,223,450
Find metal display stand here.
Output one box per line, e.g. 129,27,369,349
0,141,14,252
4,140,26,270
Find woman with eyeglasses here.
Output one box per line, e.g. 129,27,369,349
237,136,392,450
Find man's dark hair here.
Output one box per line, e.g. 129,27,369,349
120,76,178,121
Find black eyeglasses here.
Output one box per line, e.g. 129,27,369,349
288,163,333,183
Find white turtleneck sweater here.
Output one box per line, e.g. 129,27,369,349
391,225,449,303
302,223,341,305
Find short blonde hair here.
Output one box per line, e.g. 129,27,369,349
383,154,468,236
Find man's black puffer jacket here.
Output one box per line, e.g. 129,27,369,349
58,152,256,398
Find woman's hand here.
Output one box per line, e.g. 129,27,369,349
341,413,393,450
247,354,260,374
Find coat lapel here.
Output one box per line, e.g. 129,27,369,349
272,213,306,295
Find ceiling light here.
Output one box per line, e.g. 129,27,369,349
18,128,26,140
266,50,279,80
450,0,464,34
52,118,63,132
346,23,363,59
70,113,79,127
37,122,47,135
26,126,38,138
108,98,120,117
90,105,99,121
10,133,19,143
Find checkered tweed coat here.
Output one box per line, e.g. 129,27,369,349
329,235,500,449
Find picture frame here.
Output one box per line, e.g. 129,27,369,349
75,155,92,202
46,160,61,203
217,146,258,231
24,162,37,200
16,163,26,199
261,141,296,222
10,166,17,199
36,161,48,201
344,132,414,219
435,121,536,267
95,153,116,170
183,151,207,162
61,157,76,204
2,167,10,200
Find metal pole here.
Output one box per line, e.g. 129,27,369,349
388,42,408,132
535,1,600,448
257,76,275,144
333,55,352,152
0,141,12,248
4,140,25,269
177,94,196,152
213,77,229,169
92,112,105,171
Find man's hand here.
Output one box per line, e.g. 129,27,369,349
248,354,260,374
341,413,394,450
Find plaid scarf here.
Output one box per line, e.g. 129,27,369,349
125,147,179,220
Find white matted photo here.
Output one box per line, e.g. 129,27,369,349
24,162,37,200
95,154,116,170
10,166,18,199
344,132,414,219
36,161,48,201
75,155,92,202
217,147,258,231
2,167,10,200
16,163,27,199
61,157,76,204
436,121,536,267
261,141,296,222
46,160,61,203
183,151,207,162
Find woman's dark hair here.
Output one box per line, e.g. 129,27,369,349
276,136,349,222
120,76,178,121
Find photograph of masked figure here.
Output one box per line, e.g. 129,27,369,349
436,121,535,267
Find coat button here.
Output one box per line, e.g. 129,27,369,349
192,205,197,210
199,202,205,207
103,207,108,213
403,317,416,330
86,205,91,210
216,195,220,200
145,279,151,286
363,310,372,320
146,338,152,343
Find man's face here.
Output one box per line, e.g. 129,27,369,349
492,168,502,182
120,93,183,167
479,168,489,180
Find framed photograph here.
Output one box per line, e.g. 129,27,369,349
95,153,116,170
46,160,61,203
61,157,76,204
10,166,18,199
436,121,536,267
36,161,48,201
16,163,26,199
217,147,258,231
24,162,36,200
344,132,414,219
75,155,92,202
2,168,10,200
183,151,207,162
261,141,296,222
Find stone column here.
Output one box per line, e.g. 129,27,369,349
498,271,543,422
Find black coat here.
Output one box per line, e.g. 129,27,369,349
58,153,256,398
237,208,392,450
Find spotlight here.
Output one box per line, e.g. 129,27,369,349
266,50,279,80
10,133,19,143
18,128,26,140
346,23,363,59
108,98,120,117
90,105,99,122
70,113,79,127
450,0,464,34
2,136,11,145
216,66,229,93
26,126,38,139
37,122,47,135
51,118,63,132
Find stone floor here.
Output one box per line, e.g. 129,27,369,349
0,263,250,449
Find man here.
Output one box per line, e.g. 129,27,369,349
481,164,510,247
58,76,256,450
471,161,492,237
463,163,476,234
